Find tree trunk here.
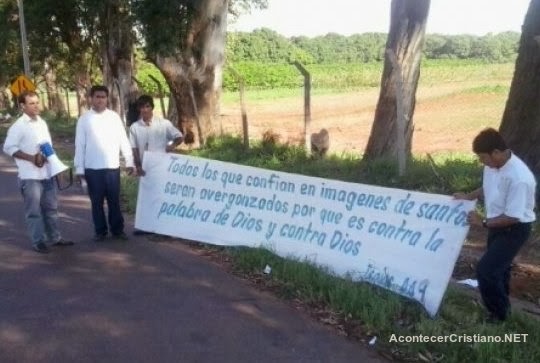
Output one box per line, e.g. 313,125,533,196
75,67,90,116
102,0,138,123
499,0,540,176
44,59,66,115
150,0,228,146
363,0,430,161
0,90,10,110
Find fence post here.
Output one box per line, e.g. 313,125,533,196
229,68,249,149
386,49,407,176
292,61,311,154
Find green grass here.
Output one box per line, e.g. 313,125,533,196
191,135,481,194
220,60,515,103
226,246,540,362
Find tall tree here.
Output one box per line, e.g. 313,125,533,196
43,59,66,114
363,0,430,161
499,0,540,177
0,0,20,109
24,0,99,114
100,0,139,121
134,0,267,145
133,0,227,144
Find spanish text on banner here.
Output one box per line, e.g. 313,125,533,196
135,152,475,316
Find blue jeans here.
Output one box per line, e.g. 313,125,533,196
84,168,124,236
19,178,61,246
476,223,531,320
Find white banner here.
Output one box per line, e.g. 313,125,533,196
135,152,475,316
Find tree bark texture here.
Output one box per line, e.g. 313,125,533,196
363,0,430,161
150,0,229,146
43,59,66,114
499,0,540,176
75,67,90,116
102,1,138,123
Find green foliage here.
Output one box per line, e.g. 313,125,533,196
227,28,314,64
227,30,520,65
0,0,24,85
192,136,481,195
223,62,303,91
136,61,169,96
223,61,383,91
133,0,194,57
222,60,513,92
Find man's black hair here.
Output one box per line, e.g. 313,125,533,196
472,128,508,154
136,95,154,109
90,85,109,96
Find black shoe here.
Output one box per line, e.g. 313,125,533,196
52,238,75,247
93,234,107,242
112,232,129,241
33,242,49,254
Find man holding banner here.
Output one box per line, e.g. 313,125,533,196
129,95,183,236
129,94,183,177
3,91,74,253
454,128,536,323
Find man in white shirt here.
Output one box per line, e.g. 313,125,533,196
74,85,134,241
129,95,183,236
129,94,183,177
3,91,74,253
454,128,536,323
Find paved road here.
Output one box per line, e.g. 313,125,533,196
0,151,386,363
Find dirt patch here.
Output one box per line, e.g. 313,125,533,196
220,85,506,155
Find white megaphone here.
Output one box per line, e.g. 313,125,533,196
39,142,73,190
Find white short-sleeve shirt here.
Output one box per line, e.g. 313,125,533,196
483,152,536,222
129,117,182,162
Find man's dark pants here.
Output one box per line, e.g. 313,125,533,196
476,222,531,320
84,168,124,237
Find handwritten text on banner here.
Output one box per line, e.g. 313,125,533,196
135,152,475,316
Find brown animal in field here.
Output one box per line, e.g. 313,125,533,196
310,128,330,157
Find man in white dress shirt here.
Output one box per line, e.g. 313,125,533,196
74,85,134,241
454,128,536,323
3,91,74,253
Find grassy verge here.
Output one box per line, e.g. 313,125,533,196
227,246,539,362
120,136,540,362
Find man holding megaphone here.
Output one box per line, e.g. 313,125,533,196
3,91,74,253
